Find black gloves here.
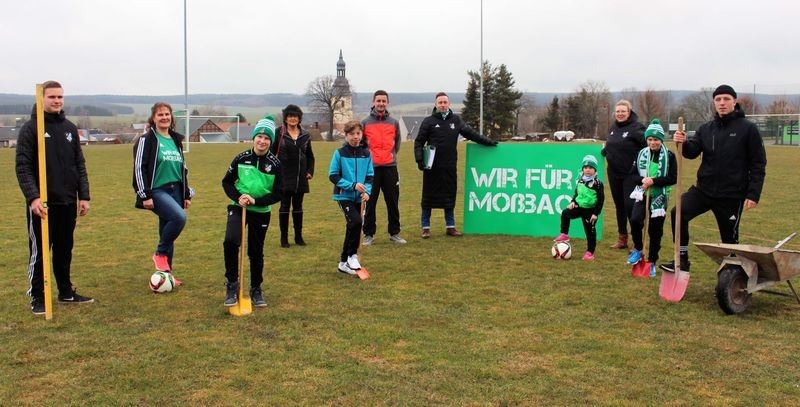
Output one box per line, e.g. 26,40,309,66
417,162,426,171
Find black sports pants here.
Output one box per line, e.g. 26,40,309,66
26,204,77,298
363,166,401,237
669,186,744,257
223,205,270,288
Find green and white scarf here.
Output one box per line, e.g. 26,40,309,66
629,147,671,218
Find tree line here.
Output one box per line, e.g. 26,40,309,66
0,104,133,116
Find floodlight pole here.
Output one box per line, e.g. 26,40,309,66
479,0,484,135
184,0,190,152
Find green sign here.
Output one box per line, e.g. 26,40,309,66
463,143,604,238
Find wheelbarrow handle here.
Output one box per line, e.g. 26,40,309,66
774,232,797,249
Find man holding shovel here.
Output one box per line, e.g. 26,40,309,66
660,85,767,273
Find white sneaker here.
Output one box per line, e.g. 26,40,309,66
389,234,407,244
337,261,356,275
347,254,362,270
362,235,374,246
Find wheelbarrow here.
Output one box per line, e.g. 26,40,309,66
694,232,800,314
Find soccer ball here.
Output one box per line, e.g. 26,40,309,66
149,271,175,293
551,241,572,260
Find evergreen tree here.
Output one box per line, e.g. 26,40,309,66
461,61,522,138
489,64,522,136
542,96,561,132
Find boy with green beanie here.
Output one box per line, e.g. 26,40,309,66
553,154,605,261
221,115,283,307
626,119,677,276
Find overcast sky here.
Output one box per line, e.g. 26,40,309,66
2,0,797,96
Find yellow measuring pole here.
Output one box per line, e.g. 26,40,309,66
35,83,54,320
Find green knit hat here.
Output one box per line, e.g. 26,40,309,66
581,154,599,170
252,115,276,141
644,118,665,142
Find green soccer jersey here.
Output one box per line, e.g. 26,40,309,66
153,134,183,188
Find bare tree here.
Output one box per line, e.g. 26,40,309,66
736,95,758,116
765,97,799,114
305,75,350,141
575,80,611,138
637,88,667,122
619,87,639,108
679,88,714,123
513,95,536,135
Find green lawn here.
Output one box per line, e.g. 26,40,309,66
1,142,798,405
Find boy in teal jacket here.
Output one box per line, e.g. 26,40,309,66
329,120,373,275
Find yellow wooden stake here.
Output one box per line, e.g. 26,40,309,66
35,83,54,320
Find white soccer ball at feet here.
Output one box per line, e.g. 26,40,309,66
149,271,175,293
551,241,572,260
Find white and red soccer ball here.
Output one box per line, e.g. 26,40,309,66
149,271,175,293
551,241,572,260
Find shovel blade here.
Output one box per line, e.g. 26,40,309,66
659,270,690,303
356,267,370,280
631,261,652,278
228,298,253,316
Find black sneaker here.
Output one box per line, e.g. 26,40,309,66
659,260,691,273
251,287,267,308
31,297,45,315
224,281,238,307
58,290,94,304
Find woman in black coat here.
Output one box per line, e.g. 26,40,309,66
270,104,315,248
600,99,646,249
413,92,497,238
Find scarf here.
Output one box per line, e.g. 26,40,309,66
629,147,671,218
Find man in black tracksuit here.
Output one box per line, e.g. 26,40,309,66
661,85,767,272
15,81,94,315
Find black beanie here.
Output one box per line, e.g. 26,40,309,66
713,84,737,99
282,104,303,123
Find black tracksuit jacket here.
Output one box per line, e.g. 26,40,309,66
16,108,90,206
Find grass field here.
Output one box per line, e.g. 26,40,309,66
1,142,799,405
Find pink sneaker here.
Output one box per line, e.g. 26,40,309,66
152,253,171,271
553,233,570,242
582,251,595,261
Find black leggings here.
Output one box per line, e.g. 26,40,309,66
560,207,597,254
607,175,635,235
279,192,304,215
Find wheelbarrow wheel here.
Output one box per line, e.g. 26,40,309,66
715,265,752,315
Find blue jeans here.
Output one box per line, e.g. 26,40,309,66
420,207,455,229
151,183,187,266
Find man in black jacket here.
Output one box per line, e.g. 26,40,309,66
16,81,94,315
661,85,767,272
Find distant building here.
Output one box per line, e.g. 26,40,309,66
0,126,19,147
332,49,353,135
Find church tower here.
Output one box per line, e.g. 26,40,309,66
332,49,353,135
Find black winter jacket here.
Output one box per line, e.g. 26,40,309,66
414,108,497,208
132,129,191,208
601,111,647,178
16,108,90,206
684,105,767,201
270,125,315,194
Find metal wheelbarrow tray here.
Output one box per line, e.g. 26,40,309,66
694,232,800,314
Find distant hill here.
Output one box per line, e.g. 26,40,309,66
1,91,796,117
